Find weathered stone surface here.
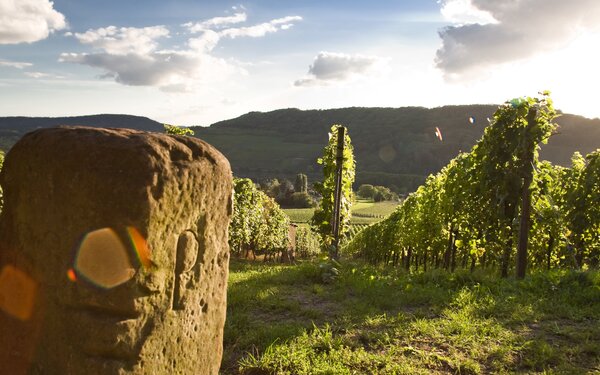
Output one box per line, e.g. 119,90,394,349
0,127,232,374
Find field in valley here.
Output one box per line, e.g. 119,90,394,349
283,199,399,226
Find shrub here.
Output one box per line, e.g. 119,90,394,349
357,184,375,199
289,192,315,208
295,227,321,258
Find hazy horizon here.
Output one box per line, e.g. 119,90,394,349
2,102,600,128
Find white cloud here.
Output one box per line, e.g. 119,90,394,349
0,0,66,44
0,59,33,69
188,30,220,52
186,14,302,52
60,50,239,91
73,26,169,55
24,71,64,79
271,16,303,26
184,12,247,33
220,16,302,38
63,25,216,91
436,0,600,78
440,0,497,25
294,52,389,86
60,11,300,92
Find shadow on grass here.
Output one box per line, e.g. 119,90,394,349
222,260,329,374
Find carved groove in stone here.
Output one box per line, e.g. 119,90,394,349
173,230,199,311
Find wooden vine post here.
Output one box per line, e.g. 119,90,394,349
331,126,345,259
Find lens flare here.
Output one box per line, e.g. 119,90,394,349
435,127,443,141
0,265,37,321
67,268,77,282
126,227,152,269
75,228,135,289
378,145,396,163
469,116,475,124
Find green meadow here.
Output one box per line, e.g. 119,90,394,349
222,258,600,374
283,199,399,226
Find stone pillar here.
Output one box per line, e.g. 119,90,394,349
0,127,232,374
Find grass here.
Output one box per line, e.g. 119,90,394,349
222,258,600,374
282,200,399,225
352,200,399,218
282,208,314,223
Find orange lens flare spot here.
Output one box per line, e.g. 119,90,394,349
126,226,152,269
75,228,135,289
67,268,77,282
0,265,37,321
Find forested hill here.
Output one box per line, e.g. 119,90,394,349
1,107,598,192
0,114,163,150
192,106,600,192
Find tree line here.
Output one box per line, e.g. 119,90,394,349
258,174,315,208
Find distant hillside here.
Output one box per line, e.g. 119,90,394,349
0,114,164,150
1,108,598,193
192,106,600,192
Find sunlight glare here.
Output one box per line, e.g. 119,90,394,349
126,226,153,269
0,265,37,321
74,228,135,289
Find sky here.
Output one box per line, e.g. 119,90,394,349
1,0,599,126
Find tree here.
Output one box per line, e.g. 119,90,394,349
294,173,308,193
514,94,557,278
256,196,290,258
373,190,385,202
229,178,290,259
566,150,600,268
164,124,194,136
289,192,314,208
295,227,321,258
311,125,355,253
373,186,398,201
471,92,557,278
357,184,375,199
358,184,397,201
530,161,567,270
229,179,261,256
262,178,280,199
277,179,294,202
